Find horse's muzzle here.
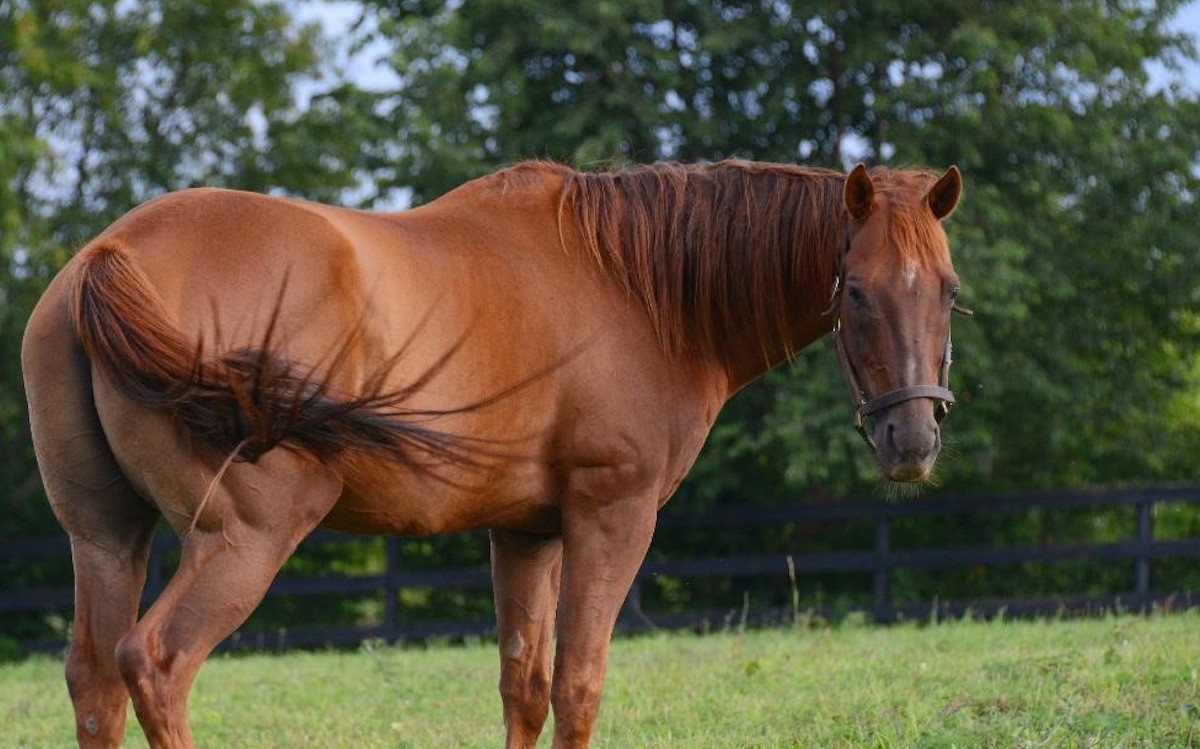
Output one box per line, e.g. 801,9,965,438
873,402,942,482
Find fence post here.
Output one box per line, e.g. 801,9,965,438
872,512,893,623
1134,498,1153,608
384,536,401,643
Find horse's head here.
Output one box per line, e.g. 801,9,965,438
830,163,964,483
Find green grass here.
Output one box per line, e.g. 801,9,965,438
4,611,1199,748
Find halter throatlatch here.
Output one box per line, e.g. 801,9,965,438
826,233,968,451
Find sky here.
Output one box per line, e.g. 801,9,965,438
1151,1,1200,91
1175,0,1200,45
293,1,397,93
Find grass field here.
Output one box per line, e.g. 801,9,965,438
3,610,1198,748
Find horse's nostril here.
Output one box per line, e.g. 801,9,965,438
885,418,939,462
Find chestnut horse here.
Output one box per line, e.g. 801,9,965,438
22,159,964,748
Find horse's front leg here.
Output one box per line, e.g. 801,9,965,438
550,481,657,749
490,529,563,749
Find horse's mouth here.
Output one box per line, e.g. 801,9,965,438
885,461,934,483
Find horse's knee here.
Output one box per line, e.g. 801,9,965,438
500,666,552,715
552,678,601,710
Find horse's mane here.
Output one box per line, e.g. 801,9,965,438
557,160,840,360
553,160,948,362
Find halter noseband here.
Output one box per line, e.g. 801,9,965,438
827,232,966,450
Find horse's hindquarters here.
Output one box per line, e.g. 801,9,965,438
21,267,160,745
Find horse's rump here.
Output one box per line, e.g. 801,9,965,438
68,241,484,471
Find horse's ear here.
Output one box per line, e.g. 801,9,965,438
926,165,962,220
843,163,874,221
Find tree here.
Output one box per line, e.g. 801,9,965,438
4,0,1200,647
361,0,1200,500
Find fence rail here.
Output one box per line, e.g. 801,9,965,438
4,485,1200,653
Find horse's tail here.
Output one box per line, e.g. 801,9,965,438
68,241,487,470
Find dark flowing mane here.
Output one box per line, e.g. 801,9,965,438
559,160,844,360
555,160,948,363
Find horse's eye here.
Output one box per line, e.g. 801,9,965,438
847,285,867,308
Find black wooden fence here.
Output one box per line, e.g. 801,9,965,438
3,485,1199,654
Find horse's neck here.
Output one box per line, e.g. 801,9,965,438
716,229,842,393
555,163,846,393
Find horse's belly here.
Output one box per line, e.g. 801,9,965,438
319,461,561,537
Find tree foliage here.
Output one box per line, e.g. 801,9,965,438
6,1,1196,515
3,0,1200,646
362,0,1200,500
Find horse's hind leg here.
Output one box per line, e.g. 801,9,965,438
111,447,342,749
490,529,563,749
23,281,159,748
65,518,157,747
52,473,157,748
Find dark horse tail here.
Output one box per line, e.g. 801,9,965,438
68,242,484,470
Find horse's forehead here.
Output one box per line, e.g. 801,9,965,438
854,194,952,280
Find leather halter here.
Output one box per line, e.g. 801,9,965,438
827,232,965,450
